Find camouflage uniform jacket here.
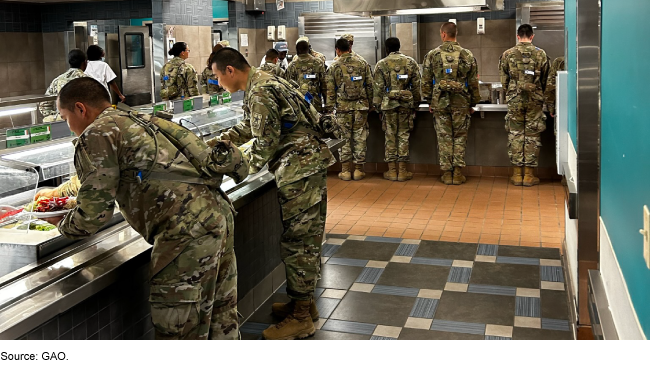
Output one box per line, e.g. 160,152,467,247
57,108,249,276
39,68,87,122
334,50,367,64
160,57,200,100
259,62,286,79
373,51,422,111
325,52,374,113
499,42,550,104
210,67,335,188
545,57,565,115
285,54,327,111
422,41,480,109
311,50,326,64
200,66,224,94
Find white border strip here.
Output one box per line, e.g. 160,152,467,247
599,218,646,340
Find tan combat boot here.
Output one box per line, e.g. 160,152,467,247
271,300,320,321
262,300,315,340
338,162,351,181
397,162,413,182
523,166,540,187
452,167,466,185
441,170,453,185
353,164,365,181
383,162,398,181
510,166,523,186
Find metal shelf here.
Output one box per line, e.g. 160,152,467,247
0,141,75,181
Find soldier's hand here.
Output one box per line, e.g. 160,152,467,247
429,104,434,114
43,215,64,226
469,107,476,115
550,113,555,118
119,94,127,103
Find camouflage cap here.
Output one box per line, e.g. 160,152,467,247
218,40,230,47
297,36,309,45
341,33,354,42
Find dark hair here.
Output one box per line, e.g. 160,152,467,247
210,48,251,73
518,24,534,39
385,37,400,53
207,44,224,67
168,42,188,57
58,77,111,112
296,40,309,55
335,38,350,52
86,45,104,61
265,48,279,60
68,49,87,69
441,22,457,38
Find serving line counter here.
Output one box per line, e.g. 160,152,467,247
0,100,343,339
350,103,559,179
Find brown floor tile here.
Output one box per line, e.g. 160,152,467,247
402,229,424,239
443,225,463,233
499,239,521,246
384,228,406,238
479,234,500,244
459,234,480,243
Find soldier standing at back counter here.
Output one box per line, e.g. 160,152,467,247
286,40,327,113
200,44,225,95
499,24,550,187
209,48,335,340
422,22,480,185
373,37,422,182
47,77,248,340
160,42,199,100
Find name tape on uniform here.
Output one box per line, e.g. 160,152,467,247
304,74,316,79
397,74,408,80
525,70,535,75
445,68,453,74
351,76,363,81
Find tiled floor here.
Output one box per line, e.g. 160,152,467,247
241,236,573,340
325,172,565,248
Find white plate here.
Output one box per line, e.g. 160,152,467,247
21,210,71,218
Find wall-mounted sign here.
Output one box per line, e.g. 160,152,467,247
240,33,248,47
277,0,285,11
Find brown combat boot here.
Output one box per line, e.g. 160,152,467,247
353,164,366,181
271,300,320,321
338,162,351,181
441,170,453,185
262,300,315,340
397,162,413,181
383,162,398,181
510,166,523,186
523,167,540,187
452,167,466,185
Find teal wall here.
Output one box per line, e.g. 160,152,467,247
565,0,577,146
213,0,228,19
601,0,650,337
130,18,152,26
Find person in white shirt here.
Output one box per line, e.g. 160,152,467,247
85,45,126,103
259,42,289,71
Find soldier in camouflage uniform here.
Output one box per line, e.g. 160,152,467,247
209,48,335,340
422,22,480,185
499,24,550,187
326,38,374,181
50,78,248,340
294,36,327,65
545,57,565,118
259,48,286,79
285,40,327,113
373,37,422,182
160,42,200,100
39,49,88,122
200,44,225,94
333,34,367,64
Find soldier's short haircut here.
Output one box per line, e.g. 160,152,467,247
58,77,111,112
68,49,87,69
296,40,310,55
211,47,251,73
86,45,104,61
518,24,534,38
266,48,280,60
441,22,457,38
335,38,350,52
385,37,400,53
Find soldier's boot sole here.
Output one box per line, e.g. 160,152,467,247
383,172,398,181
511,177,524,186
452,175,466,185
271,301,320,321
522,177,540,187
338,172,351,181
262,318,316,340
397,173,413,182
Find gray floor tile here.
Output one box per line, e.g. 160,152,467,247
541,290,570,320
470,262,540,289
397,328,484,340
467,284,517,296
541,318,571,331
496,256,541,265
515,296,541,317
409,257,453,267
497,246,561,260
448,267,472,284
430,320,486,335
435,291,515,326
240,332,262,340
371,285,419,297
326,234,349,239
485,335,512,340
395,243,419,257
317,264,364,290
512,327,573,340
356,267,384,284
370,335,397,340
332,240,400,261
307,329,371,340
541,266,565,282
316,297,341,319
415,241,479,261
376,262,450,290
329,291,415,327
240,322,268,335
365,236,402,243
477,244,498,256
410,298,439,319
322,243,341,257
325,258,369,267
314,287,325,299
320,319,376,335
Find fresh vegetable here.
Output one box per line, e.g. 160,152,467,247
15,220,57,231
24,197,77,213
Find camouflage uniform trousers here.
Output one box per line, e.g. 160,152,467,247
277,169,327,301
336,110,369,164
383,107,414,162
433,106,472,171
149,194,238,340
505,97,546,167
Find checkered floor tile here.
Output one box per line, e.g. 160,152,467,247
242,235,573,340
